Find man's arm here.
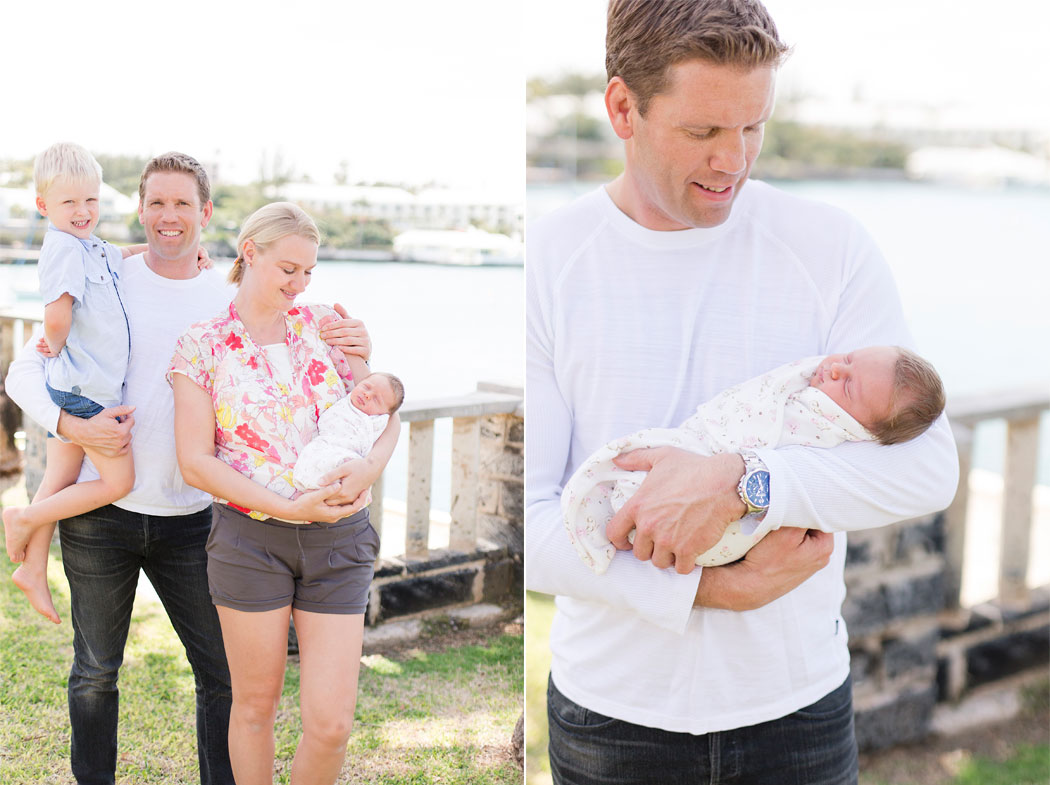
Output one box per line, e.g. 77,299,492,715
598,218,959,571
6,327,134,455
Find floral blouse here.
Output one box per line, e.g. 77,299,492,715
168,302,355,519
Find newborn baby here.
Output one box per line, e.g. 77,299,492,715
293,371,405,491
562,346,945,574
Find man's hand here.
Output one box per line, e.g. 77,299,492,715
57,406,135,457
606,448,747,574
695,527,834,611
319,303,372,362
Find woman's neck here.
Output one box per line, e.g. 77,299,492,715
233,291,287,345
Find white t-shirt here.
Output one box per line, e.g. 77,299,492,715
7,257,234,516
525,181,958,734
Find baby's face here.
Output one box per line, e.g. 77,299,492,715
350,374,396,416
36,178,101,240
809,346,899,430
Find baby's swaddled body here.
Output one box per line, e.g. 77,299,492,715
293,396,389,491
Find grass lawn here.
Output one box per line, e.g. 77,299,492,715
525,591,554,785
1,519,523,784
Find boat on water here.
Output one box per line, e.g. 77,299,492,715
393,227,522,266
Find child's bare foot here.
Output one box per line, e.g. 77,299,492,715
12,564,60,624
3,507,33,562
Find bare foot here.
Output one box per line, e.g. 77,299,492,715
12,564,60,624
3,507,34,562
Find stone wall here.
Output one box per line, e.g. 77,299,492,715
844,513,946,750
844,511,1050,751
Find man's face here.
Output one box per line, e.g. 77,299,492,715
138,171,212,262
622,59,776,230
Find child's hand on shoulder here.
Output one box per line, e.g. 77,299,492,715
196,246,214,271
35,336,59,358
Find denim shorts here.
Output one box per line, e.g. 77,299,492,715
206,503,379,615
47,382,105,419
45,383,106,438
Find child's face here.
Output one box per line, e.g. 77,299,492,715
35,179,101,240
350,374,396,416
809,346,899,430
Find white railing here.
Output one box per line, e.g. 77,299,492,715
943,386,1049,609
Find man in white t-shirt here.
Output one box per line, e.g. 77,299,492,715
525,2,959,783
5,153,372,785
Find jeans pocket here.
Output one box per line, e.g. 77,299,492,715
547,677,620,732
792,677,854,721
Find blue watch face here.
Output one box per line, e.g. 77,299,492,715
745,470,770,508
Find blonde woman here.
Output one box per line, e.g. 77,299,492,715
169,202,398,784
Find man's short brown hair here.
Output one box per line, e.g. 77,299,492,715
869,348,946,446
606,0,790,115
138,152,211,207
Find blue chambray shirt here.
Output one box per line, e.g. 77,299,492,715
39,224,131,408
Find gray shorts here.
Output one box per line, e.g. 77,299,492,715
206,503,379,615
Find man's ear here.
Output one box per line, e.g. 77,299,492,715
605,77,635,141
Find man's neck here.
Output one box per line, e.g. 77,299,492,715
143,249,201,280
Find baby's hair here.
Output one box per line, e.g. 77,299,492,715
869,348,945,446
34,142,102,197
372,372,405,413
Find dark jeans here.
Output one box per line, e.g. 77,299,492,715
59,504,233,785
547,675,858,785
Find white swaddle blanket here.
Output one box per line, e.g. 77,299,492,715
562,357,875,574
293,397,389,491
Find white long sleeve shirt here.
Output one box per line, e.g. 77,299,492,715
6,258,233,516
525,182,958,734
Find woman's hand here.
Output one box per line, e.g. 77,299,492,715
289,484,363,523
320,303,372,362
319,457,375,506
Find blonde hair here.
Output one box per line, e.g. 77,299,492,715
34,142,102,197
228,202,321,285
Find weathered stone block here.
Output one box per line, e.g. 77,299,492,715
507,419,524,444
481,557,521,604
884,570,943,620
480,451,524,479
848,649,876,686
500,478,524,521
401,549,477,574
893,515,944,562
966,624,1050,690
884,628,939,679
845,538,874,569
854,685,936,751
378,568,477,619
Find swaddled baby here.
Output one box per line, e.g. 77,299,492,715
562,346,945,574
293,371,405,491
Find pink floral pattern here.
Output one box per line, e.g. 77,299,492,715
168,302,355,519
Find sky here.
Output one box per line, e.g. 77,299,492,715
3,0,524,193
524,0,1050,133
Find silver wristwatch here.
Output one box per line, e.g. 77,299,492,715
737,452,771,516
